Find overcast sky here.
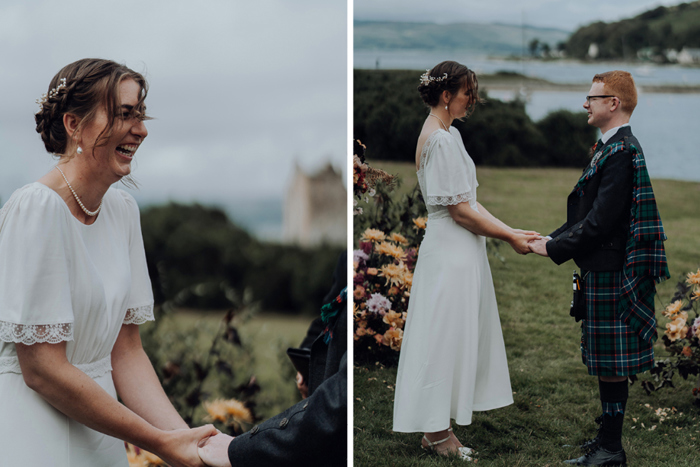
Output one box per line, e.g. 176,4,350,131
354,0,684,31
0,0,346,214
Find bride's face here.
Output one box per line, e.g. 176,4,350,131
447,83,473,118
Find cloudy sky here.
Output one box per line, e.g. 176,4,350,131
0,0,346,232
355,0,683,30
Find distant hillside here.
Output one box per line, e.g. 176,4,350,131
354,20,570,56
565,1,700,59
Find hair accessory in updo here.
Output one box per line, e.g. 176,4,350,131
35,77,67,113
419,70,448,86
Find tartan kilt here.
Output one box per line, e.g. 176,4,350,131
581,270,655,376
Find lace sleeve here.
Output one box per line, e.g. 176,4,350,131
0,321,73,345
423,131,475,207
425,192,474,206
123,304,155,325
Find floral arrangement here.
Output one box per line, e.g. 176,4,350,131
353,138,427,363
354,225,424,363
638,269,700,404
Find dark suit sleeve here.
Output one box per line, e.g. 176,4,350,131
546,151,633,265
227,353,347,466
548,221,569,240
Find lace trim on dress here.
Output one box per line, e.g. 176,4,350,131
0,320,73,345
426,192,474,207
0,355,112,378
75,356,113,378
123,303,155,325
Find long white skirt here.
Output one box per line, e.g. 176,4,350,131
0,370,128,467
393,216,513,433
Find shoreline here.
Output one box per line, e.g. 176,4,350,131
354,67,700,94
480,77,700,94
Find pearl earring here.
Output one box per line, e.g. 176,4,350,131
77,146,83,155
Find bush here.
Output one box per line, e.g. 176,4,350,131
140,203,343,314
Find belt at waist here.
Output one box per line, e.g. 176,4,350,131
0,354,112,379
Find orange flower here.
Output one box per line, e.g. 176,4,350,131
379,262,408,287
361,228,386,243
366,268,378,276
389,232,409,245
692,287,700,302
682,346,693,357
203,399,253,426
686,269,700,286
402,271,413,289
354,285,366,300
383,310,406,329
663,300,683,318
382,327,404,351
375,241,405,260
387,286,400,296
412,217,427,230
125,443,165,467
374,333,384,344
665,316,688,341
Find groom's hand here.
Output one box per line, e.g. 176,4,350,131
198,433,234,467
528,237,549,257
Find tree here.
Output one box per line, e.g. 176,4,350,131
529,38,540,57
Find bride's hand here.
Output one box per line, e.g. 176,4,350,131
512,228,540,237
508,232,540,255
158,425,219,467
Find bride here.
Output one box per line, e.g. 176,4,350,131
392,61,538,461
0,58,216,466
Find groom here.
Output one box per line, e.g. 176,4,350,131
197,254,347,467
530,71,669,466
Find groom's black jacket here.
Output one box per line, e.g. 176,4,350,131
227,255,347,466
546,126,636,271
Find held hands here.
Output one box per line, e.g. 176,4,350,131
198,433,235,467
159,425,219,467
508,229,540,255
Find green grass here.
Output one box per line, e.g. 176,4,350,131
150,310,311,419
353,164,700,466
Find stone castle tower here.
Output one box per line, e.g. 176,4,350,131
283,162,346,247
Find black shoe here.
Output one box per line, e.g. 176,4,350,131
564,445,626,466
578,415,603,451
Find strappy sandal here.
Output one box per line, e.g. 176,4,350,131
421,431,474,461
447,427,476,456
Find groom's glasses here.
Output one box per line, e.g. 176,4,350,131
586,95,617,104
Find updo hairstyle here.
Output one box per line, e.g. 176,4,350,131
418,61,482,117
35,58,149,156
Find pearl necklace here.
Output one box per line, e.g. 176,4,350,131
55,166,102,217
428,113,449,131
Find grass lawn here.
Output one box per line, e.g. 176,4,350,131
353,164,700,466
148,309,313,420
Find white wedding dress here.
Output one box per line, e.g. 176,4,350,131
393,128,513,432
0,183,154,466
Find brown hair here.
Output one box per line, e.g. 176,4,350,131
418,61,483,117
592,70,637,115
35,58,149,155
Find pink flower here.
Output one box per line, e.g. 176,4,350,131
366,293,392,314
353,249,369,264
